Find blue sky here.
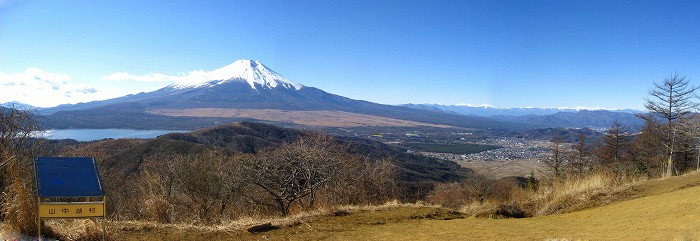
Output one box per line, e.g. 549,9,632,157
1,0,700,109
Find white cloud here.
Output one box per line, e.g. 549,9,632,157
0,68,107,107
100,67,243,87
101,72,182,82
455,103,497,108
101,70,209,84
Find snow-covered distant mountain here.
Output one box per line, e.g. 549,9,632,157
40,60,524,130
403,103,640,117
169,59,303,90
1,101,35,109
403,103,644,130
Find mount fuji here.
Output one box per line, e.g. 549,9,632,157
41,60,522,130
169,59,303,90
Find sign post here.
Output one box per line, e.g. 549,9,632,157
34,157,106,241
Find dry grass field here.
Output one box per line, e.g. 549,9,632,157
148,108,453,128
335,173,700,241
8,171,700,240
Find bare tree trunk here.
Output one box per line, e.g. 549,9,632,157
666,129,676,177
696,146,699,171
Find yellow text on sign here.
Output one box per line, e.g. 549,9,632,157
38,202,104,218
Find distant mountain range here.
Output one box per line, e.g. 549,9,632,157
402,103,640,117
498,110,644,130
5,60,647,132
38,60,527,131
1,101,35,110
403,104,645,130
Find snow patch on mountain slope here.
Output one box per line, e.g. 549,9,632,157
170,60,303,90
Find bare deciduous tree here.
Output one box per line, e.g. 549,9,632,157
630,116,667,176
597,121,631,174
679,114,700,171
569,133,591,175
140,151,240,224
544,134,567,178
239,134,349,216
641,74,699,176
136,131,400,221
0,105,41,233
325,157,398,206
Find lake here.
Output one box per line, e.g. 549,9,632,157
43,129,188,142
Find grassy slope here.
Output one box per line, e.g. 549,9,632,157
93,171,700,240
334,187,700,240
331,172,700,241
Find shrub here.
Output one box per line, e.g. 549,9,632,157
0,107,41,234
426,182,474,209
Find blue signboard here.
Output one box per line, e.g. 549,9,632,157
35,157,104,197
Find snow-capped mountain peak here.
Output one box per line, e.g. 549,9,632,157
171,59,303,90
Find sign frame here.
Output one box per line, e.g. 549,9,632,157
38,202,105,218
34,157,107,241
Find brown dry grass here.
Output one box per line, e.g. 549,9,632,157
46,219,107,241
333,174,700,241
459,171,643,218
6,201,441,241
101,175,700,241
9,172,700,240
148,108,453,128
531,172,632,216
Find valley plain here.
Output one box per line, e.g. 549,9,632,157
148,108,453,128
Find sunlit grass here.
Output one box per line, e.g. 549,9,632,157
10,172,700,240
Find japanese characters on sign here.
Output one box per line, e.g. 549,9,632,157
38,203,104,218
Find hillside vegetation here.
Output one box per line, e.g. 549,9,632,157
95,122,469,184
336,172,700,240
53,122,472,224
15,170,700,240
